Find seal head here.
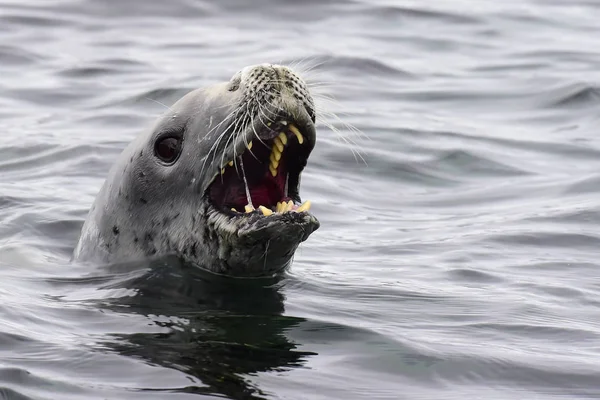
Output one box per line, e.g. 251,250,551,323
74,64,320,277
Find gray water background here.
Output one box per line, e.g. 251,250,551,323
1,0,600,399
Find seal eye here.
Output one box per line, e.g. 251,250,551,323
155,136,182,164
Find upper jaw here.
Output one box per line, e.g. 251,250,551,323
202,102,316,185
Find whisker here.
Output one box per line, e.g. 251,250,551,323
145,97,176,114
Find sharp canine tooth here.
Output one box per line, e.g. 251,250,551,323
273,138,284,153
296,200,311,212
221,168,225,175
286,200,294,212
278,133,288,145
270,166,277,177
267,122,272,127
259,206,273,216
244,204,255,213
289,124,304,144
228,161,233,167
247,141,253,150
231,208,237,212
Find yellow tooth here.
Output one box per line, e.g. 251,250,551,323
267,122,272,127
270,166,277,177
273,138,284,153
247,141,253,150
278,132,288,145
289,124,304,144
244,204,255,213
259,206,273,216
296,200,311,213
228,161,233,167
276,202,284,213
221,168,225,175
231,208,237,212
270,152,277,164
273,148,282,161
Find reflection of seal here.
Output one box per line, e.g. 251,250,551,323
98,258,315,398
74,64,320,277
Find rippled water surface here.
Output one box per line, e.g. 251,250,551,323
2,0,600,399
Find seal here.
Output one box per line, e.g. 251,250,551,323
74,64,320,277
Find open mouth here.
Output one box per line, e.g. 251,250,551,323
207,118,314,218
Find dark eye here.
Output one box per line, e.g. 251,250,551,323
155,136,182,164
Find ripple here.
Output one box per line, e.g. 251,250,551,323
564,173,600,195
445,268,505,284
488,231,600,250
424,149,529,178
0,45,45,66
307,54,414,79
541,83,600,109
0,388,34,400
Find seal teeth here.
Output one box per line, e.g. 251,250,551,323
228,161,233,167
258,205,273,216
275,200,296,213
247,141,253,150
244,204,255,213
273,137,284,153
289,124,304,144
296,200,311,213
276,202,285,213
278,132,288,145
269,134,286,176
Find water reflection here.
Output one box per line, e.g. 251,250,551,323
97,258,316,399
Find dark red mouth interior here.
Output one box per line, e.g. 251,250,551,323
208,133,302,212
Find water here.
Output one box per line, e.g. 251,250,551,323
2,0,600,398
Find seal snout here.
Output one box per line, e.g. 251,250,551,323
237,64,316,124
200,64,318,223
